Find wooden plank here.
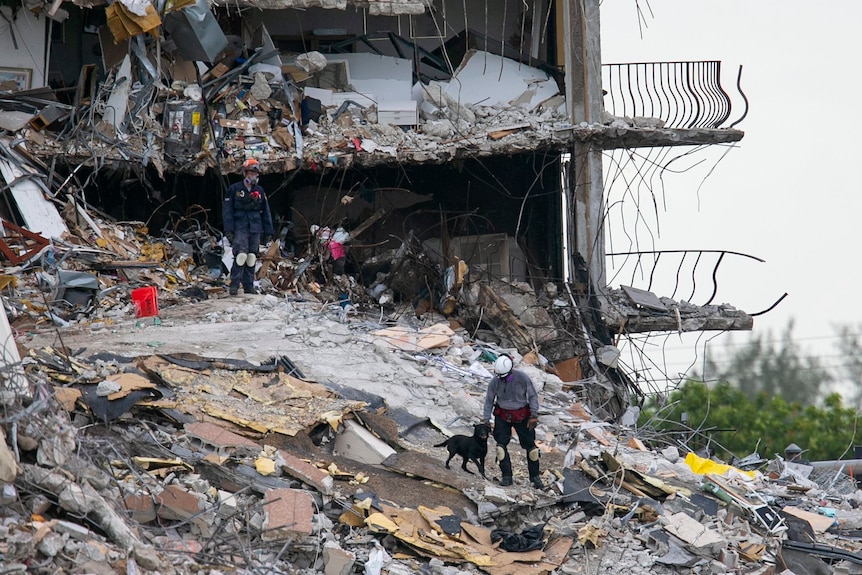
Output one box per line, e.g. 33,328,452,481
487,123,530,140
0,220,48,264
347,208,386,239
380,451,478,492
541,536,574,566
73,202,130,257
256,240,280,279
780,506,835,533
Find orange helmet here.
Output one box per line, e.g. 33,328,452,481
242,158,260,172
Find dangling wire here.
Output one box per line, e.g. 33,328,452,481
462,0,469,54
483,0,489,74
499,0,507,81
518,0,528,67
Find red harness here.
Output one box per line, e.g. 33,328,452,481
493,404,530,424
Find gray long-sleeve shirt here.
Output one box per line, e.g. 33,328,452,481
482,369,539,422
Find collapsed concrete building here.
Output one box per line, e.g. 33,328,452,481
3,3,855,575
0,0,761,420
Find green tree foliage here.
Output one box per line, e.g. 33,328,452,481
836,324,862,408
640,381,861,462
699,320,831,406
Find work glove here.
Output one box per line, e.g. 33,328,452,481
526,417,538,431
225,231,234,243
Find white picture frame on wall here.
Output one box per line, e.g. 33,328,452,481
0,67,32,92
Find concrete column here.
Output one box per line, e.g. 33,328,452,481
563,0,606,292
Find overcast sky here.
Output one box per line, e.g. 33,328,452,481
597,1,862,385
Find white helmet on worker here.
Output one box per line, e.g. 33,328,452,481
493,355,513,377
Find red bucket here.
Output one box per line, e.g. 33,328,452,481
131,286,159,318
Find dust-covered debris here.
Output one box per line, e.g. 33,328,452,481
1,286,860,574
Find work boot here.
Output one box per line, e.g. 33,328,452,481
499,476,513,487
243,285,258,294
530,476,544,490
229,285,238,296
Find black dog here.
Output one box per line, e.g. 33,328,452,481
434,423,490,478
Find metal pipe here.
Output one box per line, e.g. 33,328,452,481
810,459,862,476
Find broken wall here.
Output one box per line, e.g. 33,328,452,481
45,6,103,93
2,0,569,288
0,9,46,91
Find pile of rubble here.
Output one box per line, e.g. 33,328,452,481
3,277,862,574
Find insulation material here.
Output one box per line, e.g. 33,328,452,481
105,1,161,42
444,50,559,110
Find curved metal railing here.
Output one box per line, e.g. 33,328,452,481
602,61,747,129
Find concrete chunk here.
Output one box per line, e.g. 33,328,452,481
278,449,334,495
0,428,18,482
323,540,356,575
123,493,157,523
55,519,90,540
185,422,260,457
662,511,724,550
262,488,314,539
155,485,204,521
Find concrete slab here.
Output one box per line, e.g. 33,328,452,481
334,419,395,465
323,540,356,575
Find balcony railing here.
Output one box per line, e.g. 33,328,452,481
602,61,748,129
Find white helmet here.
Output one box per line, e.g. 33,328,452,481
493,355,513,376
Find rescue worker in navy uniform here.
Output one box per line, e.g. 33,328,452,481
223,158,274,295
482,354,543,489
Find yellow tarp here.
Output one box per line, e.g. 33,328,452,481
683,452,757,480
